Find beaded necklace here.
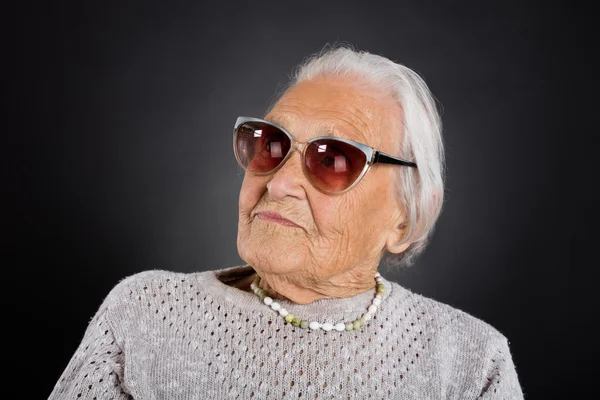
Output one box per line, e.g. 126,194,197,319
251,272,385,332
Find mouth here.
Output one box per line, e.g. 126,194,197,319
255,211,302,228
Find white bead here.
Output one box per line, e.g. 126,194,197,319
279,308,288,317
362,312,372,321
263,297,273,305
372,298,381,306
375,294,383,299
250,283,256,290
309,321,321,330
334,323,346,331
270,302,281,311
368,304,378,313
375,272,381,277
375,277,383,284
322,323,333,331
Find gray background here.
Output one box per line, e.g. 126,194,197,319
7,0,596,398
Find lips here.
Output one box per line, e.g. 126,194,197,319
255,211,301,228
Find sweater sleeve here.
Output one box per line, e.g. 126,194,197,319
48,304,131,399
477,336,524,400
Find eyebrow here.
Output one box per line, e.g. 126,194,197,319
265,115,291,129
266,115,342,139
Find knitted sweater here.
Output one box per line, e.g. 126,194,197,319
49,265,524,399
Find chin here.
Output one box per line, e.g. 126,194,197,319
238,241,304,276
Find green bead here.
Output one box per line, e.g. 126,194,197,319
353,319,361,330
345,322,354,331
292,317,301,326
300,320,309,329
259,292,267,301
377,284,385,291
285,314,295,323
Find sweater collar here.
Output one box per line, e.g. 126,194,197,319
202,264,395,323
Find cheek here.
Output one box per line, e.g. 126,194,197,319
312,195,362,238
317,185,385,245
237,175,267,261
239,174,267,214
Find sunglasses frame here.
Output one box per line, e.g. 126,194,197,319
233,116,418,195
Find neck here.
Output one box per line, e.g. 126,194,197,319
254,265,378,305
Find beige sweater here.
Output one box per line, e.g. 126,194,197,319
49,264,524,399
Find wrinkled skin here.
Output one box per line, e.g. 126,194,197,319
237,76,413,304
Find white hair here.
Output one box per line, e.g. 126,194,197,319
269,44,447,269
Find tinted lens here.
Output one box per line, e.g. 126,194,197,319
305,139,367,193
235,121,291,173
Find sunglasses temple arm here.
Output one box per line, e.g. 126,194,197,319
373,151,418,168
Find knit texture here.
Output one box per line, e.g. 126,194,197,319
50,265,524,399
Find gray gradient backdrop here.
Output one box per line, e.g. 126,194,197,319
8,0,596,398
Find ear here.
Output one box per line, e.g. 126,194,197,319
385,208,413,254
385,221,412,254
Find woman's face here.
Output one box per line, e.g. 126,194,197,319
237,76,409,281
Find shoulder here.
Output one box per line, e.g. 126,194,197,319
388,284,523,396
388,281,518,395
99,269,213,312
389,281,510,349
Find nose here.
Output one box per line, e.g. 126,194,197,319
266,147,307,201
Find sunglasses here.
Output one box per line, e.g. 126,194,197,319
233,116,418,195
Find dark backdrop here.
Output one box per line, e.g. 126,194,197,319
7,0,596,398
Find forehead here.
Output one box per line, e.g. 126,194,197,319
265,77,402,149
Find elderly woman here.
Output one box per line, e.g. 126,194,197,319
50,46,524,399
